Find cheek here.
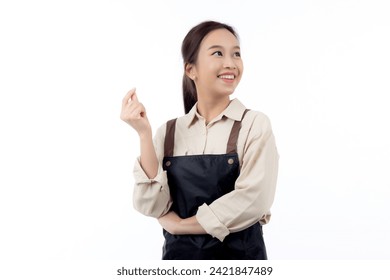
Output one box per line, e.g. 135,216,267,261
238,61,244,73
199,63,218,80
205,60,219,72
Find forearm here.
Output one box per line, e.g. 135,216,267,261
139,131,158,179
178,216,207,235
158,212,207,235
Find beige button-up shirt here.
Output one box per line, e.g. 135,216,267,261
133,98,279,241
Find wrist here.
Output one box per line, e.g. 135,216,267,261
138,128,152,140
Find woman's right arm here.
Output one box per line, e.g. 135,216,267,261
120,88,158,178
120,88,171,217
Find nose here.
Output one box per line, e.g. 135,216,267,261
223,56,236,69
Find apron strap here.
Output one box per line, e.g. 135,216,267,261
164,109,250,157
164,118,177,157
226,109,250,154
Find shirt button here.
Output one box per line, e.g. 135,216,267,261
228,158,234,165
165,161,171,167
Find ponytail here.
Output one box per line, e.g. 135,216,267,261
182,74,198,114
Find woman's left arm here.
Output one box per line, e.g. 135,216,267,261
196,113,279,241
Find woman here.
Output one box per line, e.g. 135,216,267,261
120,21,279,259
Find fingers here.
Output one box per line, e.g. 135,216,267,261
127,102,145,119
122,92,146,119
130,91,138,102
122,87,136,106
120,87,148,125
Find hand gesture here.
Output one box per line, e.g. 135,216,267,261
120,88,151,137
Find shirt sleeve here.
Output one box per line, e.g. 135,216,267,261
132,124,172,218
196,113,279,241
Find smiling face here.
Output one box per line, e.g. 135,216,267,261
186,28,243,101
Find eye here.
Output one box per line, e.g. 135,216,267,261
234,52,241,57
212,51,223,57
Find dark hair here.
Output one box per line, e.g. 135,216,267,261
181,21,238,113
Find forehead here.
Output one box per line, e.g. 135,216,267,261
200,28,239,49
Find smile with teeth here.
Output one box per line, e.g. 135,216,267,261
218,74,235,80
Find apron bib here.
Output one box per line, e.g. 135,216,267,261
162,109,267,260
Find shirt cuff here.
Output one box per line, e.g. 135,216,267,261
196,203,229,242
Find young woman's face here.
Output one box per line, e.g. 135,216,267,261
190,28,243,99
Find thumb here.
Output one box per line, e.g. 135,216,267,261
131,90,139,102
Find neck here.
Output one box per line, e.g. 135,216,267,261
196,96,231,124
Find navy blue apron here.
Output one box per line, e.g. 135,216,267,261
162,109,267,260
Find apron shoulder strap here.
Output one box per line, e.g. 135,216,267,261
164,109,250,156
164,118,177,157
226,109,250,154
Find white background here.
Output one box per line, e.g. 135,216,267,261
1,0,390,262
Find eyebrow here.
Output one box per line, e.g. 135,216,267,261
208,45,240,50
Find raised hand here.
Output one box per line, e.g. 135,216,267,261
120,88,151,137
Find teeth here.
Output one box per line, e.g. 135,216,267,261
218,75,234,80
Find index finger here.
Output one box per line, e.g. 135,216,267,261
122,87,136,105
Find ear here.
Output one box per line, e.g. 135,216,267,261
185,63,196,80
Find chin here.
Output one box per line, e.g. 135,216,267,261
222,87,236,95
217,90,235,98
211,85,237,97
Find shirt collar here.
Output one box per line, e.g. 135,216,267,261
183,98,247,128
